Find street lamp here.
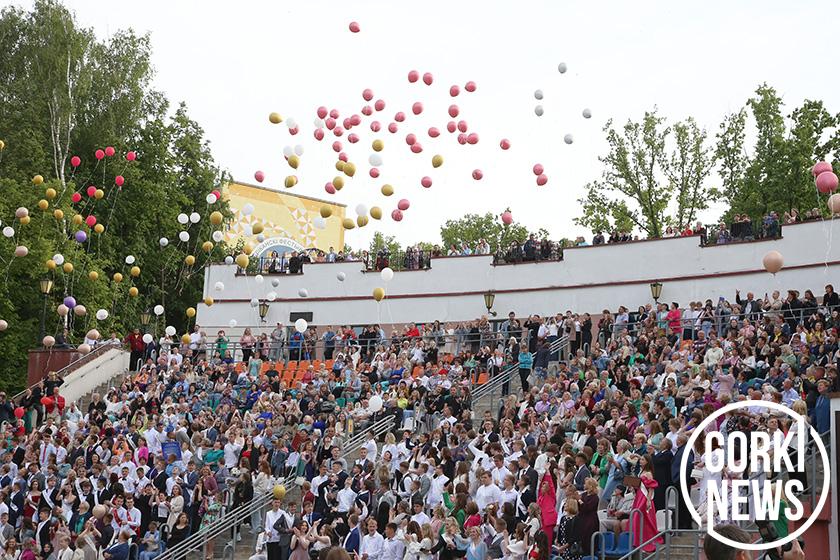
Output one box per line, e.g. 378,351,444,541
258,300,270,322
483,291,497,317
650,282,663,303
39,279,54,343
139,310,151,331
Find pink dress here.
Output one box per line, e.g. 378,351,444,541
632,475,663,552
537,472,557,542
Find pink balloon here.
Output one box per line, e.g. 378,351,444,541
398,199,410,211
410,143,423,154
361,105,373,116
350,114,361,126
533,163,544,175
333,141,343,152
325,182,336,194
212,189,221,199
125,151,136,161
369,168,380,178
446,121,457,133
472,169,483,180
333,127,344,137
349,21,360,33
314,128,325,140
501,211,513,225
450,85,460,97
408,70,419,83
500,139,511,150
374,99,386,111
85,215,97,227
536,174,548,186
421,176,432,188
325,118,336,130
405,134,417,146
115,175,125,186
370,121,382,132
317,106,328,119
70,156,81,167
289,127,298,136
362,88,374,101
813,161,833,177
104,146,115,157
423,72,433,85
412,102,423,115
254,170,265,183
448,105,459,118
457,134,467,145
348,133,359,144
388,122,398,133
816,171,839,193
95,149,105,160
330,109,340,119
395,112,406,122
465,81,476,92
391,209,404,221
467,133,479,145
342,118,352,129
71,192,82,203
428,127,440,138
338,152,348,162
457,120,468,133
86,186,96,197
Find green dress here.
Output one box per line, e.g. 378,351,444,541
590,452,610,488
199,499,222,532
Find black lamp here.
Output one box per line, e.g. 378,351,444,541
483,291,497,317
258,300,270,322
650,282,663,303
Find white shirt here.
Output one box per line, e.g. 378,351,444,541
264,509,290,542
425,474,449,507
360,531,384,560
491,466,512,488
381,536,405,560
337,487,357,512
363,439,378,461
475,483,502,513
224,442,243,468
410,511,431,526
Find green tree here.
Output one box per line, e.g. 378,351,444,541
368,232,401,256
440,212,543,253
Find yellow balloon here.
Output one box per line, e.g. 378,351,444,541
320,206,332,218
53,209,64,220
370,206,382,220
235,253,249,268
381,184,394,196
72,214,83,225
128,287,139,297
94,224,104,234
273,484,286,500
252,222,264,235
210,211,223,225
432,154,444,168
45,188,57,200
372,139,384,152
204,297,214,306
94,189,104,199
181,334,191,344
46,259,56,270
113,272,123,283
186,307,196,318
32,175,44,186
184,255,195,266
269,112,283,124
342,218,355,230
62,262,74,273
130,266,141,277
343,163,356,177
88,270,99,281
0,140,5,150
202,241,214,253
288,155,300,169
38,199,49,210
243,242,255,255
335,160,345,172
357,215,369,227
284,175,297,188
19,216,30,225
373,287,385,302
333,176,345,190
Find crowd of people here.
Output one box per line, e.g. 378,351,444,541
1,278,835,560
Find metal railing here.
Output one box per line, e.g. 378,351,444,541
492,242,562,264
12,343,120,402
701,219,782,246
362,249,433,272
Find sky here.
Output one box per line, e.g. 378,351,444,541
20,0,840,248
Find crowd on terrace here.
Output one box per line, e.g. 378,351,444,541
0,279,835,560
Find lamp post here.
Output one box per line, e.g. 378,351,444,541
139,310,151,332
650,282,663,304
258,300,270,323
483,291,497,317
39,279,54,344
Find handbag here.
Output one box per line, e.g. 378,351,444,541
690,468,703,480
622,475,641,488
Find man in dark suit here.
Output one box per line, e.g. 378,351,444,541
573,453,592,491
515,476,535,521
343,513,361,555
652,439,674,511
518,455,539,495
35,508,53,552
671,435,695,529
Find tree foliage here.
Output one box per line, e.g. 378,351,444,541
440,212,548,253
368,232,401,256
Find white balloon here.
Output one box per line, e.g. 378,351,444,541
266,291,277,301
212,230,224,242
52,254,65,266
177,213,189,224
179,231,190,242
255,274,264,284
534,89,543,100
380,267,394,282
534,105,544,117
2,227,14,238
313,118,323,128
125,255,135,265
368,153,383,166
159,237,169,247
153,305,164,315
564,134,574,144
95,309,109,321
558,62,568,73
250,297,259,307
368,395,383,412
298,288,308,298
214,281,225,291
336,272,346,282
189,212,201,224
206,193,218,204
224,256,234,265
229,319,238,328
271,279,280,288
142,333,153,344
242,203,255,216
256,233,266,242
165,325,176,336
582,108,592,119
242,225,253,237
286,118,297,129
294,144,304,156
355,204,368,217
313,216,326,230
294,318,308,333
283,146,294,158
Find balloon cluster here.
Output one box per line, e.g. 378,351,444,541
812,160,840,214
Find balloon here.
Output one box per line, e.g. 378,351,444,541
333,126,344,137
422,72,433,85
381,184,394,196
15,207,28,219
115,175,125,187
53,254,65,265
312,215,327,230
534,89,543,100
349,21,360,32
268,111,283,124
812,161,832,177
186,307,196,318
536,174,548,186
298,288,308,298
397,199,410,211
266,291,277,301
355,204,368,217
343,163,356,177
370,207,382,220
32,174,44,185
446,121,456,133
14,246,28,257
763,250,784,275
77,343,91,355
127,287,138,297
373,99,385,112
358,216,369,228
499,138,512,151
816,171,838,193
179,231,190,242
408,70,419,83
534,105,544,117
126,151,137,161
273,484,286,500
105,146,115,157
184,255,195,266
286,117,298,129
395,112,406,122
189,212,201,224
421,176,432,188
180,334,191,344
88,270,98,281
448,105,459,118
457,120,468,133
829,193,840,214
229,319,238,328
4,226,15,238
62,262,73,273
347,133,359,144
533,163,544,175
57,305,69,317
405,133,417,146
92,505,107,520
342,218,355,230
582,108,592,119
372,287,385,302
165,325,177,336
372,139,384,152
235,254,249,268
428,127,440,138
333,176,345,189
86,186,96,197
369,153,383,166
317,106,328,119
14,407,24,419
502,211,513,225
64,296,77,309
380,267,394,282
362,88,374,101
564,134,574,144
295,318,308,333
0,319,5,331
412,102,423,115
450,85,460,97
159,237,169,247
142,334,153,344
558,62,568,73
391,209,403,221
465,81,476,92
242,203,255,216
337,272,346,281
410,143,423,154
467,133,479,145
86,329,100,341
206,193,218,205
84,215,97,228
314,128,325,141
388,123,398,133
71,156,81,167
368,394,383,412
177,213,189,224
472,169,484,180
95,149,105,160
324,183,336,195
43,335,55,347
71,192,82,203
113,272,123,283
254,170,265,183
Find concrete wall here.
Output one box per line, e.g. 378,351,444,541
195,220,840,333
60,348,129,404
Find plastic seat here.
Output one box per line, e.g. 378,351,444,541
476,372,489,384
299,360,310,370
325,359,335,369
336,397,346,408
594,532,615,554
605,532,631,556
288,361,298,370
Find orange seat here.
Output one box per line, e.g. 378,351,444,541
476,372,489,385
288,361,298,370
411,366,422,378
325,360,334,369
313,360,322,369
299,360,310,370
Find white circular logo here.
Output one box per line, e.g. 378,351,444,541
678,400,830,552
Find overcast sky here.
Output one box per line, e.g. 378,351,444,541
29,1,840,247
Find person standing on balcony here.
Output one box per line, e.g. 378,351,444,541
125,329,145,372
321,326,336,361
269,323,286,362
